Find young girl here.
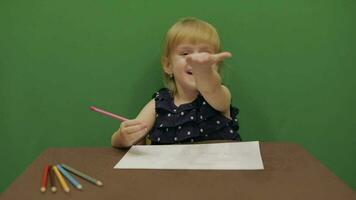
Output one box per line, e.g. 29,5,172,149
111,17,241,148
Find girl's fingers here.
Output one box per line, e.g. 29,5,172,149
123,123,147,134
121,120,142,128
131,127,149,144
213,52,232,62
186,53,210,63
187,52,231,66
120,124,148,146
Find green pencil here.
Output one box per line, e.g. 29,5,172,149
61,164,103,186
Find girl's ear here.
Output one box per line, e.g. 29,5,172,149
162,57,173,74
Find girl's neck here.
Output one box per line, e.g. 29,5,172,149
174,86,199,106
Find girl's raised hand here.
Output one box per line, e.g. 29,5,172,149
117,119,148,146
186,51,232,71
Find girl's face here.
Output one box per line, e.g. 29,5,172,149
165,42,215,92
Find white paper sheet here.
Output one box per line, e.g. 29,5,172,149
114,141,264,170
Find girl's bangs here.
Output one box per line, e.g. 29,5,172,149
169,24,220,52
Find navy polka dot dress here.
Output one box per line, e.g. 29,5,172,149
147,88,241,145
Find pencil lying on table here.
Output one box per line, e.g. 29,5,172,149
57,164,82,190
52,165,70,193
40,165,49,193
61,164,103,186
90,106,128,122
48,165,57,192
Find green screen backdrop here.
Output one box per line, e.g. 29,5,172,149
1,0,355,192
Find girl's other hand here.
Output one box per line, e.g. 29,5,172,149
116,119,148,147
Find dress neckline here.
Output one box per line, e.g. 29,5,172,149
157,88,202,111
172,95,199,108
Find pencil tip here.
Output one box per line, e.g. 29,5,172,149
65,188,70,193
97,181,103,186
51,187,57,192
40,187,46,192
77,185,83,190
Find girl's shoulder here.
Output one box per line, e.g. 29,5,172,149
151,88,172,100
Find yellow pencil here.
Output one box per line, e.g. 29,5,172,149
52,165,70,193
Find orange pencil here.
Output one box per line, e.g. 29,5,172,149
40,165,49,193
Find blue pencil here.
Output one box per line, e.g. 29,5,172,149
57,164,83,190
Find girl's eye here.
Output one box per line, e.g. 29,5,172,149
180,52,189,56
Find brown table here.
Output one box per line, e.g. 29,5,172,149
1,142,355,200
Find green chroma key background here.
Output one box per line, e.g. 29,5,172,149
0,0,355,192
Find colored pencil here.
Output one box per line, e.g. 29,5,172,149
52,165,70,193
57,164,82,190
61,164,103,186
90,106,128,122
40,165,49,193
48,165,57,192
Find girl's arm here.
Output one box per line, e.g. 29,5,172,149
188,52,232,117
111,99,156,148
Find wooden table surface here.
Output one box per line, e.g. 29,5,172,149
1,142,355,200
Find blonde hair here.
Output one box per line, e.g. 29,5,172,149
161,17,222,95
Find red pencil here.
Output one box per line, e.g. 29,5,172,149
40,165,49,193
90,106,128,122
